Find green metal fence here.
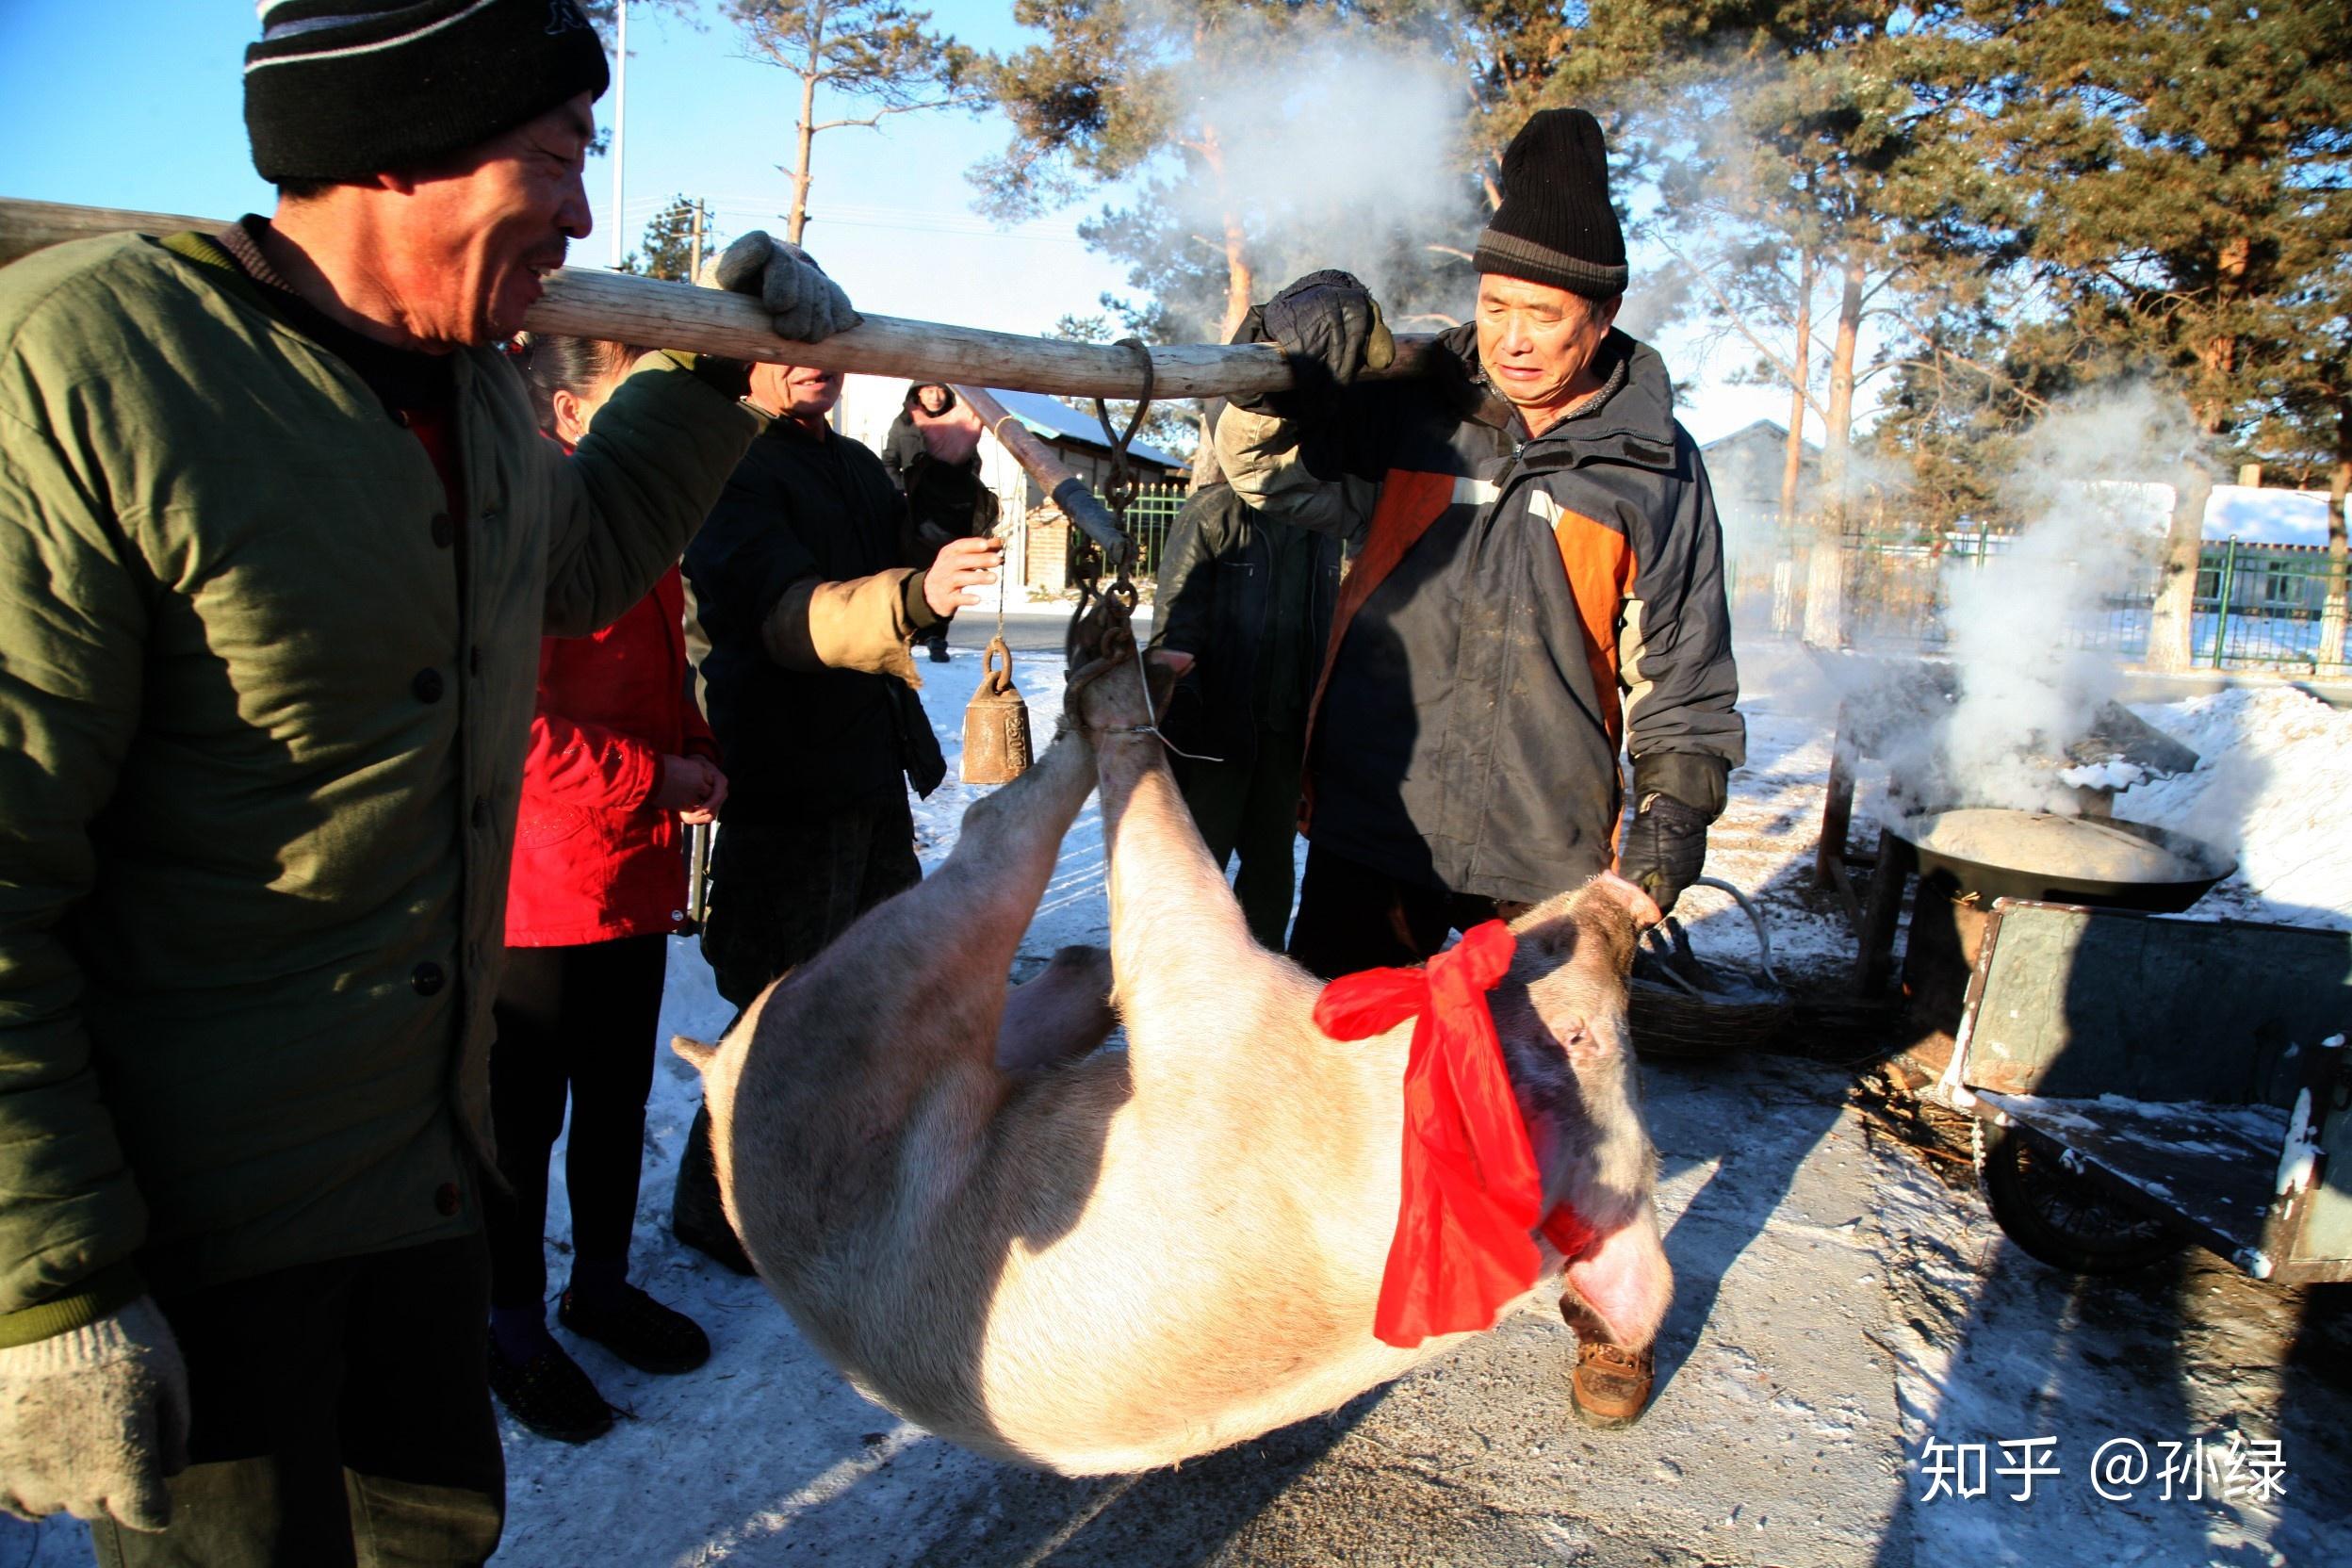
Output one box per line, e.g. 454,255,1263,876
1734,528,2350,673
1062,483,1189,584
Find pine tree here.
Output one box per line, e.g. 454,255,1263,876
977,1,1472,341
618,193,722,281
726,0,982,246
1576,0,2018,647
1952,0,2352,668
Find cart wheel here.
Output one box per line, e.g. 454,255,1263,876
1972,1120,2185,1275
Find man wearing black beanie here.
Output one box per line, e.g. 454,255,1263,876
0,1,866,1557
1215,106,1744,1430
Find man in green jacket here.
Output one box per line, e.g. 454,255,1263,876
0,2,855,1559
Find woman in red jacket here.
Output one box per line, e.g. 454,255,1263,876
486,335,727,1443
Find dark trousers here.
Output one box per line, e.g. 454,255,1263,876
1172,734,1306,951
1284,842,1504,980
674,798,923,1243
484,934,669,1309
697,798,923,1012
90,1237,502,1568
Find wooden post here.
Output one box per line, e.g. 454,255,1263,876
955,384,1135,567
0,197,1436,403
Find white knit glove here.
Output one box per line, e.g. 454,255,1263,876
707,231,861,343
0,1298,189,1532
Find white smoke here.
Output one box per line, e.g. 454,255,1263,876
1924,383,2205,811
1139,11,1476,323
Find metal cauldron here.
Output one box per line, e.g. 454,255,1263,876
1888,807,2236,1037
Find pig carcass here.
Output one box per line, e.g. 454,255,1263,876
677,611,1673,1475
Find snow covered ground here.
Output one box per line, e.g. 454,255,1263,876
9,620,2348,1567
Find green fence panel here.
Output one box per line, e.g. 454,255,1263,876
1790,529,2349,674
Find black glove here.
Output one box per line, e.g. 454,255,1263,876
1616,791,1712,915
1232,270,1395,416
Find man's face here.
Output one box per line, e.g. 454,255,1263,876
1474,274,1620,422
751,363,844,421
385,93,596,345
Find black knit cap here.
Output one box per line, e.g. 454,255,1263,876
1471,107,1629,300
246,0,612,185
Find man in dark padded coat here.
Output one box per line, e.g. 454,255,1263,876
1212,106,1744,1430
1147,472,1345,948
668,358,1003,1271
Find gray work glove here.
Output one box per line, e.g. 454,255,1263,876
708,231,861,343
0,1298,190,1532
1232,269,1396,418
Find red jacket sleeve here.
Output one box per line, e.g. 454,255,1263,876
522,706,662,811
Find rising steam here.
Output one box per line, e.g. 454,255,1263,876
1917,382,2206,811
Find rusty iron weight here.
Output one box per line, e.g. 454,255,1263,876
959,635,1033,786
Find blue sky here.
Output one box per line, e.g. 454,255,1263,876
0,0,1784,440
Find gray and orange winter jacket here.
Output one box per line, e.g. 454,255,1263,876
1213,322,1743,906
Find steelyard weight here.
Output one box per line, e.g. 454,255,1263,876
961,636,1032,785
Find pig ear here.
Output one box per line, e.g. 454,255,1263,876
671,1035,717,1073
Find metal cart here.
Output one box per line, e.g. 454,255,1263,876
1927,899,2352,1283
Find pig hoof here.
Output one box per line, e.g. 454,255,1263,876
1568,1340,1654,1429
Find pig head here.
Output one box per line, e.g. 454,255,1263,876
679,610,1672,1475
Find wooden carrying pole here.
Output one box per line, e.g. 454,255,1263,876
952,384,1135,565
0,197,1432,402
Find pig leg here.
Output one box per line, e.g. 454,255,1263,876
1061,625,1277,1024
1560,1208,1673,1351
747,727,1103,1109
1089,726,1274,1026
995,944,1117,1071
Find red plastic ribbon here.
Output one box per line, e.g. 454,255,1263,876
1315,921,1593,1348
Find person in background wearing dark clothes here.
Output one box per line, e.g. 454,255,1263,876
484,335,727,1444
882,383,1000,662
669,360,1004,1272
1147,470,1346,948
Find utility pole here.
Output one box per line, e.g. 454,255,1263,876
609,0,629,270
689,198,706,281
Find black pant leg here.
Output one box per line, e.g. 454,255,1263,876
1284,844,1459,979
482,946,569,1311
555,934,669,1277
1231,733,1306,951
335,1236,504,1568
1171,753,1250,874
92,1264,358,1568
853,792,923,920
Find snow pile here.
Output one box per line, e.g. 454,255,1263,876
2115,686,2352,929
2055,757,2148,792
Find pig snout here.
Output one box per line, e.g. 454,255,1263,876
1588,869,1665,929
